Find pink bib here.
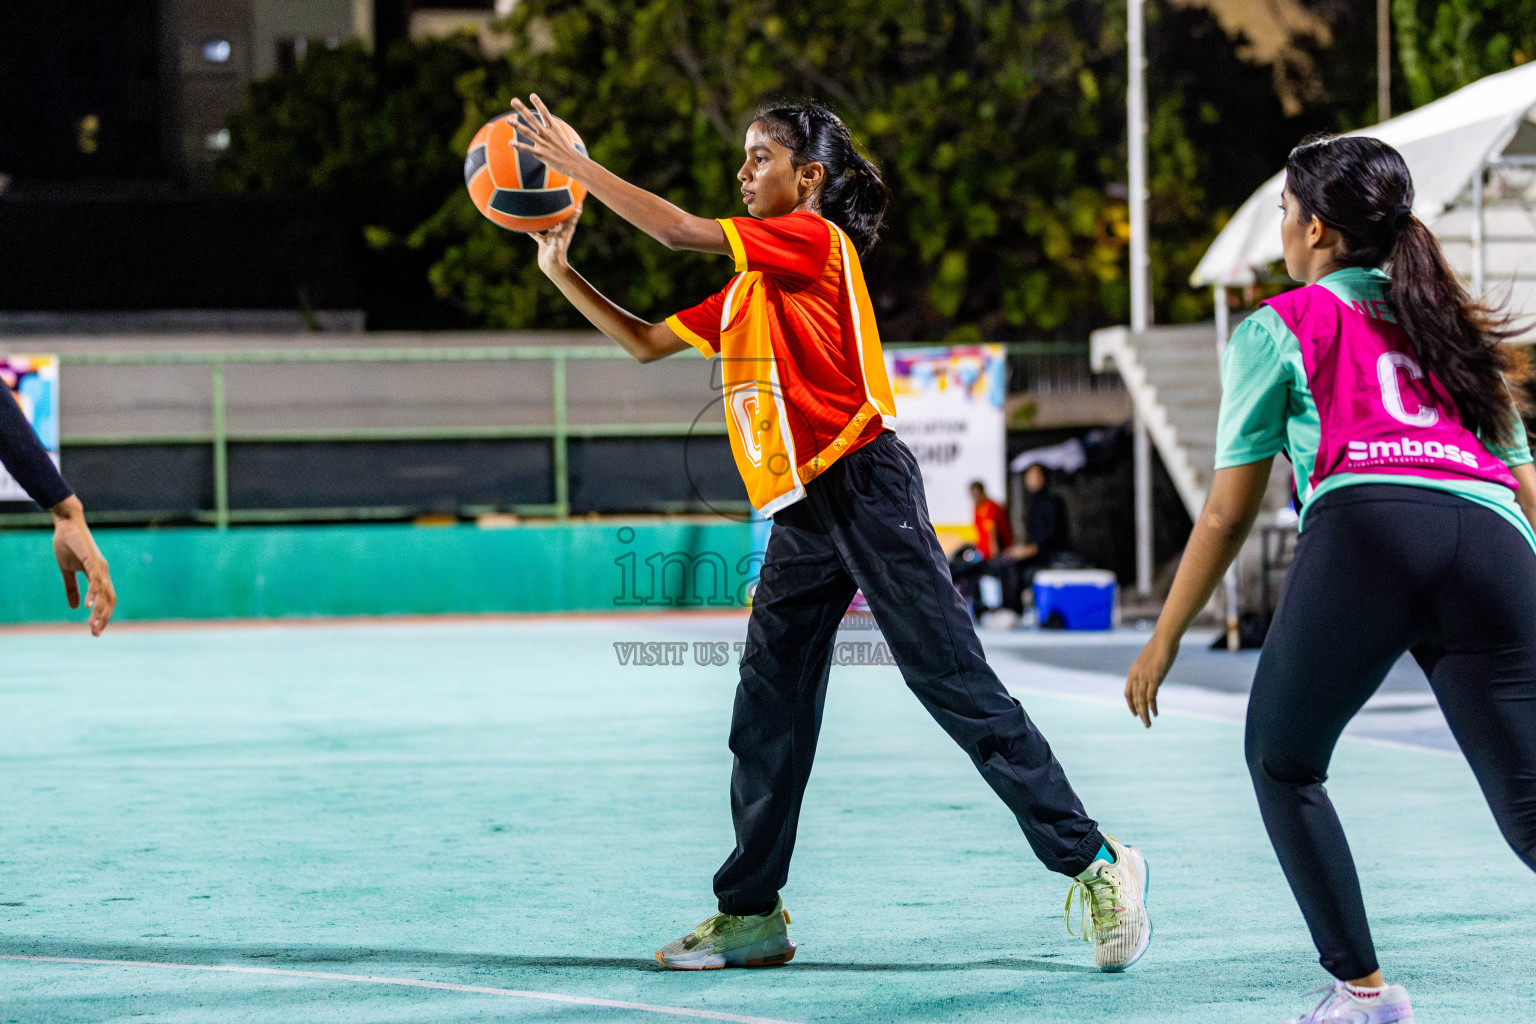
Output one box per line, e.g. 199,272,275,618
1263,285,1516,496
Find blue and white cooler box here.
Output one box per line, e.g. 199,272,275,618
1032,569,1117,631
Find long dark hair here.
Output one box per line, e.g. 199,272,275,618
752,103,890,256
1285,134,1530,445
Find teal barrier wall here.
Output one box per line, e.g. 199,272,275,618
0,520,765,623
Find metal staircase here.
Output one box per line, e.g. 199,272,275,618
1089,323,1222,519
1092,320,1297,634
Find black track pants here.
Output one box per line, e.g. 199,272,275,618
1247,484,1536,980
714,432,1103,915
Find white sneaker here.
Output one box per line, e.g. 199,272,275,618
980,609,1020,630
654,900,796,970
1281,981,1414,1023
1063,834,1150,971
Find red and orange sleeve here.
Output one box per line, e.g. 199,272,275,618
716,212,830,285
665,287,727,357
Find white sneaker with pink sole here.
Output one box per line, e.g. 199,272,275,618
1281,980,1414,1023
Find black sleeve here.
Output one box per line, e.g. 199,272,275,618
1032,492,1070,555
0,393,72,509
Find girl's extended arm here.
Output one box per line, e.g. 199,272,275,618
512,95,731,256
1125,458,1274,726
532,209,690,363
1513,462,1536,534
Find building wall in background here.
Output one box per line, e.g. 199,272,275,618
250,0,371,79
408,3,511,58
0,0,374,186
0,0,163,179
170,0,370,178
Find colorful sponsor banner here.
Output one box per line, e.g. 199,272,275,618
0,355,60,501
885,344,1006,529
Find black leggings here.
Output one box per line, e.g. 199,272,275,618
714,433,1103,915
1247,484,1536,980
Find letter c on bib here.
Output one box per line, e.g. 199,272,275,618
1377,351,1439,428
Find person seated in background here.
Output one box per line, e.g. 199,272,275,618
950,481,1023,618
972,480,1012,562
992,464,1078,618
1005,463,1071,569
952,469,1080,620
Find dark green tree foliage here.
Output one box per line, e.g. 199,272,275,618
217,38,485,327
1302,1,1534,130
220,3,1536,335
218,37,483,232
416,0,1223,338
1392,0,1536,108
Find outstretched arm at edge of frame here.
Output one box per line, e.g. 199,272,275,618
1512,462,1536,535
0,391,116,634
511,95,732,257
531,209,692,364
1125,458,1273,727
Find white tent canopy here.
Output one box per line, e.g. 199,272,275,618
1191,61,1536,294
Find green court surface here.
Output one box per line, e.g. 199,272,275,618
2,615,1533,1023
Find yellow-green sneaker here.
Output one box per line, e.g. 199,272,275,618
1064,835,1150,972
654,900,796,970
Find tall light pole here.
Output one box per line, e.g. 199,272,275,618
1378,0,1391,120
1128,0,1153,597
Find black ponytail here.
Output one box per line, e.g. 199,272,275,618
1285,134,1531,446
752,102,890,256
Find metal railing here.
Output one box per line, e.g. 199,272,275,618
3,341,1091,529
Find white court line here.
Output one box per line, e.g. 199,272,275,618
0,955,802,1024
993,658,1463,758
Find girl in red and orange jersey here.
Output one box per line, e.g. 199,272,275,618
512,95,1148,973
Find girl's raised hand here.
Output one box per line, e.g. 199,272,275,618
509,94,584,178
531,204,582,276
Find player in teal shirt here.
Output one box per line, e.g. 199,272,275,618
1218,264,1535,549
1126,135,1536,1024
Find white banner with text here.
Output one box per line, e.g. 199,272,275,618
0,355,61,502
885,344,1006,529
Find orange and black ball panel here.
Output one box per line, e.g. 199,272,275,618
464,111,588,233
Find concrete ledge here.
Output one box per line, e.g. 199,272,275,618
1005,391,1132,429
0,519,764,623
